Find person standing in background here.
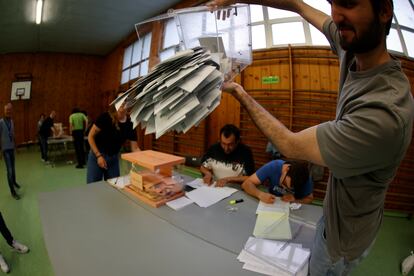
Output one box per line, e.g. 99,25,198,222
81,110,92,154
69,107,88,169
39,111,56,163
37,113,45,155
0,103,21,200
87,105,140,183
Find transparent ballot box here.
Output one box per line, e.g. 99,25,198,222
135,4,252,80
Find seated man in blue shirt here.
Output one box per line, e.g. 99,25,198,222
242,159,313,204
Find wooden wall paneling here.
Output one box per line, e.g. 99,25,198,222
0,53,104,145
206,93,241,147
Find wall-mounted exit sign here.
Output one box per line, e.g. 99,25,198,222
262,76,280,84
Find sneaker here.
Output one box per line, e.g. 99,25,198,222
75,165,84,169
0,254,9,273
12,240,29,254
14,183,20,189
12,194,20,200
402,251,414,275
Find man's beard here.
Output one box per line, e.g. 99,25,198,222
338,15,384,54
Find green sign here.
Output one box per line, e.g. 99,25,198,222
262,76,280,84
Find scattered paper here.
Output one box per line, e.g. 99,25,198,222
290,203,302,210
185,185,237,208
256,199,290,214
166,196,194,211
185,178,205,189
107,175,130,189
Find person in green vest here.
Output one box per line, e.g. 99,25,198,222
69,107,88,169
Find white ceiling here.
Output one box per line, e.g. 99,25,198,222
0,0,182,56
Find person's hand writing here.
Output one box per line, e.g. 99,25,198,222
282,194,295,202
259,192,276,204
216,178,228,187
203,172,213,185
97,156,108,170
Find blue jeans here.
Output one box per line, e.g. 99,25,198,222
310,217,374,275
2,149,17,196
0,212,13,246
86,151,120,183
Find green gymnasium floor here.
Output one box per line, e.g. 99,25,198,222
0,147,412,276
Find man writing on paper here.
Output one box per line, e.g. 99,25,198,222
242,159,313,204
200,124,255,187
207,0,414,274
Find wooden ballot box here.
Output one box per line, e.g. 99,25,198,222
121,150,185,207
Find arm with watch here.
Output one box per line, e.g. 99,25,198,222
87,124,108,170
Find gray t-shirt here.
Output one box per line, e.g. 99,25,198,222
317,19,414,261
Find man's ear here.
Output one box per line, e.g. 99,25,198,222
379,0,393,24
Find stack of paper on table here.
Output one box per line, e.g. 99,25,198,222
185,185,237,208
166,196,194,210
238,237,310,276
253,200,292,240
112,47,224,139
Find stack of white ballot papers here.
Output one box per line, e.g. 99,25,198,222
238,237,310,276
112,47,224,139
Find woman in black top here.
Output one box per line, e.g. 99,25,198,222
87,104,140,183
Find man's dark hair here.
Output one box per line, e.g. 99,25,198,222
371,0,393,35
220,124,240,142
285,160,309,190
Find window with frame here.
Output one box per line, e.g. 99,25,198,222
121,32,152,85
159,19,180,62
249,0,414,59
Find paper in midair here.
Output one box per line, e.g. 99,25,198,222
112,47,224,139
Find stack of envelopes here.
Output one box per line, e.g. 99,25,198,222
112,47,224,139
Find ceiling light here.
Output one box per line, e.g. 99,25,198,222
36,0,43,24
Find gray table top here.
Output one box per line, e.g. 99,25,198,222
38,180,322,276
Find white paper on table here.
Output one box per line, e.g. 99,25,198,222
240,251,291,276
185,185,237,208
290,203,302,210
256,199,290,214
166,196,194,211
107,175,130,189
186,178,205,189
244,237,310,275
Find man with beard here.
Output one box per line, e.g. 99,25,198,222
207,0,413,274
200,124,255,187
